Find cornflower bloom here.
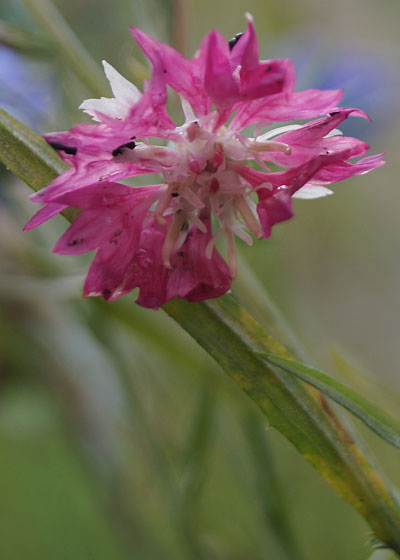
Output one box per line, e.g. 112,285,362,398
25,15,384,309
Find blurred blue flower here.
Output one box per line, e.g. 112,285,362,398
270,35,400,139
0,45,58,131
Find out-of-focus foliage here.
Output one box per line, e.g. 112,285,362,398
1,1,400,559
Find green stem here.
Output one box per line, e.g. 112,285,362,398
163,296,400,554
233,254,307,360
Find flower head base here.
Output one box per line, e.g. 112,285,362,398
25,15,384,309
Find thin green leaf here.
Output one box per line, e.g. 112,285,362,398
0,108,77,222
258,353,400,450
0,108,67,189
164,297,400,553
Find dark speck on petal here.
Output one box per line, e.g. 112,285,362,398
228,32,244,51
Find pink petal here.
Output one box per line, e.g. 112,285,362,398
167,209,232,301
312,153,385,184
257,190,293,238
267,109,370,167
35,160,155,203
53,182,163,209
121,219,170,309
203,30,240,109
83,220,139,301
24,202,67,230
240,59,295,101
53,209,122,255
131,27,209,117
231,88,343,131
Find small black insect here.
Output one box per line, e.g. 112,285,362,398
112,140,136,157
228,32,244,51
48,141,77,155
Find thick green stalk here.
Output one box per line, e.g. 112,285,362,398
163,297,400,553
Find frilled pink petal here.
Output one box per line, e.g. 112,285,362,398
203,30,240,109
266,109,370,167
257,190,293,238
239,15,294,100
230,88,343,131
252,147,377,236
44,123,123,160
24,202,67,230
53,209,122,255
312,153,385,184
167,210,232,301
120,219,170,309
273,109,368,144
253,158,328,237
238,14,259,69
234,157,323,190
33,159,156,203
240,59,295,101
51,182,164,297
45,74,176,172
52,182,163,209
228,25,251,71
131,27,210,117
235,144,369,191
83,218,141,301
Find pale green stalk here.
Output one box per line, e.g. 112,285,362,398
163,297,400,554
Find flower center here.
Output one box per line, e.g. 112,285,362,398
115,114,290,275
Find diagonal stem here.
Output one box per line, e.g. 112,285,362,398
163,296,400,554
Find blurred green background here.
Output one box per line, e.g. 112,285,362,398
0,0,400,558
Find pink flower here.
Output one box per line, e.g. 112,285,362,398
26,15,384,309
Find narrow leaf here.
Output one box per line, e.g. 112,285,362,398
0,108,67,189
258,353,400,450
0,108,77,222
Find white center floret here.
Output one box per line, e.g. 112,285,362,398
114,100,292,276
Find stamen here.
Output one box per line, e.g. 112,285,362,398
257,124,302,141
180,96,197,123
211,143,224,169
186,121,200,142
180,187,205,209
162,211,187,268
235,196,263,239
251,140,291,154
190,212,207,233
205,228,224,259
231,224,253,246
225,228,237,278
154,187,173,224
187,155,203,174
